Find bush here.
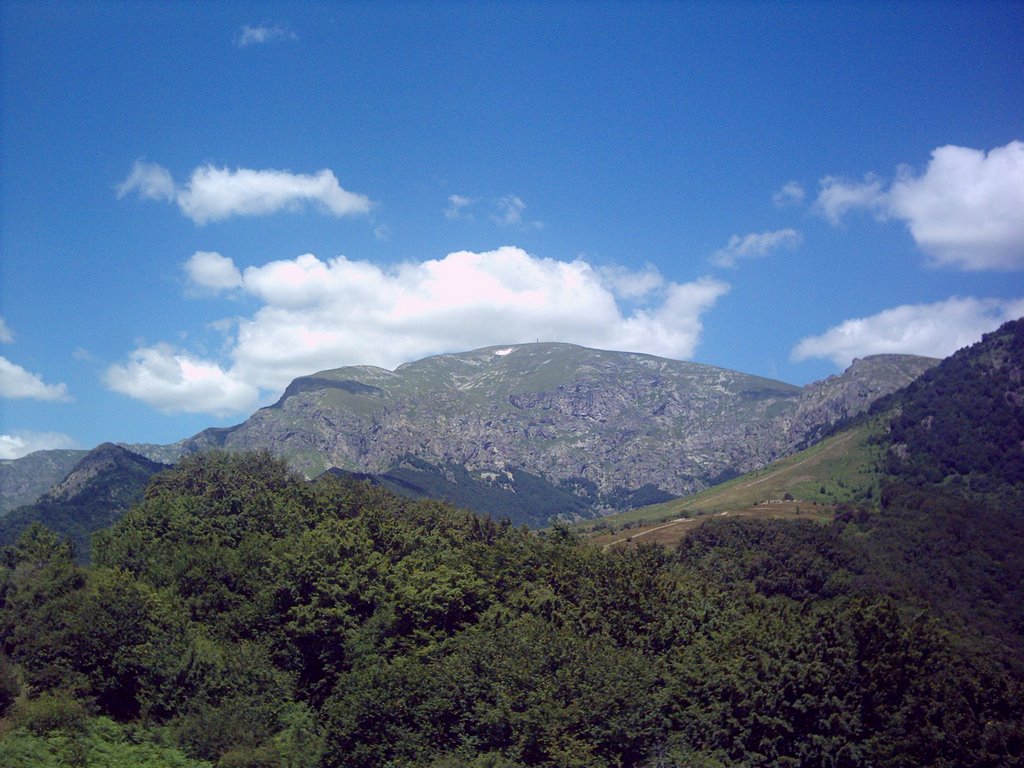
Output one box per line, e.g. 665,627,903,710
10,690,88,736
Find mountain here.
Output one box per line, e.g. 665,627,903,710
0,443,168,560
171,343,935,518
0,448,87,515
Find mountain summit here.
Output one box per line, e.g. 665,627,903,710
175,343,936,515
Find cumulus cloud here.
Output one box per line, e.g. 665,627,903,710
0,316,13,343
0,431,78,460
106,247,729,415
104,344,260,415
816,141,1024,270
711,229,802,268
118,161,372,224
791,296,1024,368
888,142,1024,270
772,181,805,207
0,356,71,401
185,251,243,291
236,24,297,47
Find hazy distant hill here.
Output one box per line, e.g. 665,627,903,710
0,448,86,514
0,443,167,560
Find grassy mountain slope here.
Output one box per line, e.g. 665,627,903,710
582,417,885,541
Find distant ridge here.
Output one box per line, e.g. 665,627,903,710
0,443,168,560
0,448,86,514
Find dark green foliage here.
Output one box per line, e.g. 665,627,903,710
0,715,214,767
327,456,593,527
679,517,859,601
3,445,1022,767
883,317,1024,490
602,482,677,509
0,652,20,716
857,484,1024,662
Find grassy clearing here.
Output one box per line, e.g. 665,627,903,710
580,420,885,539
591,501,834,551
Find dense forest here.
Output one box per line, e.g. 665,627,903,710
2,320,1023,767
1,450,1022,767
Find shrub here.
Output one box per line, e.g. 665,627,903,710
10,690,88,736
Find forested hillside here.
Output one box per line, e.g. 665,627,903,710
2,451,1022,767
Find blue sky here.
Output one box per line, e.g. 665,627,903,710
2,1,1022,457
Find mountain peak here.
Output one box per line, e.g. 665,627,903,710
47,443,166,502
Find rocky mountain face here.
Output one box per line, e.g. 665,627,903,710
775,354,944,450
171,343,937,510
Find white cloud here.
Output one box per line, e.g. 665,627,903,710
118,161,372,224
791,296,1024,368
179,166,372,224
0,356,71,401
815,141,1024,270
0,316,13,343
106,247,729,415
444,194,474,220
711,229,802,268
185,251,243,291
772,181,805,207
104,343,259,416
492,195,542,228
494,195,526,225
236,24,297,47
815,174,886,225
116,160,175,201
598,264,665,300
0,431,79,460
887,142,1024,270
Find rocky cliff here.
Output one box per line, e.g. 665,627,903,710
175,343,937,502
